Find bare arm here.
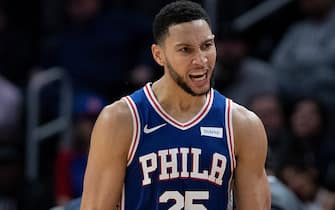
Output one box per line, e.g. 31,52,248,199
80,100,133,210
232,102,271,210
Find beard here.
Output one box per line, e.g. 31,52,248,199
165,57,214,96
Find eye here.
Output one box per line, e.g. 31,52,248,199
179,47,190,53
202,42,213,50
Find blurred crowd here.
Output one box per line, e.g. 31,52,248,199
0,0,335,209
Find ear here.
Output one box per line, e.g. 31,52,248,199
151,44,165,66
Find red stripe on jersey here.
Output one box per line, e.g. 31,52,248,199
144,83,213,129
124,96,140,164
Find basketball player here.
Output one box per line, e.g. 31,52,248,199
80,1,270,210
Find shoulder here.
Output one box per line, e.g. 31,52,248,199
231,102,267,157
98,99,132,126
231,102,264,134
90,99,133,152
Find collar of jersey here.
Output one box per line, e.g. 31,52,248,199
144,82,213,130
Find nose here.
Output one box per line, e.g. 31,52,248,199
191,51,208,65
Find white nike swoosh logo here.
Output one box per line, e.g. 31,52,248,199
143,123,167,134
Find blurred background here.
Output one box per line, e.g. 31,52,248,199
0,0,335,209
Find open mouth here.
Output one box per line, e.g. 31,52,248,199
189,72,207,81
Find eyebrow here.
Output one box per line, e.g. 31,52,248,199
174,36,215,48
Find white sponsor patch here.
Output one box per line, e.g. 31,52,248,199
200,127,223,138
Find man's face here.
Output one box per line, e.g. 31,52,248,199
158,19,216,96
250,95,284,134
291,100,322,138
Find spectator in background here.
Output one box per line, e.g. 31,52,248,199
268,174,306,210
271,0,335,113
261,95,335,210
41,0,155,101
214,35,278,106
54,93,107,206
0,74,22,139
279,158,323,210
316,188,335,210
279,155,335,210
0,75,22,210
282,97,335,209
287,98,333,181
266,148,306,210
216,0,302,60
248,93,290,174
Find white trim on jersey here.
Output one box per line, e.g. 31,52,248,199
144,83,214,130
120,185,125,210
123,96,141,166
225,98,236,171
225,98,236,210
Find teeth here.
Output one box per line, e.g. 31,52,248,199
192,74,206,81
190,73,205,77
190,72,206,76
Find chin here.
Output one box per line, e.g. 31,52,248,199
192,86,211,96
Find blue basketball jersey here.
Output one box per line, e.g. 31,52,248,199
121,83,236,210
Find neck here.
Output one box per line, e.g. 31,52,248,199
151,78,208,122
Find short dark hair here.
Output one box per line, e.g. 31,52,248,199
153,0,211,44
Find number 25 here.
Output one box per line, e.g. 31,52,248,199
159,191,209,210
